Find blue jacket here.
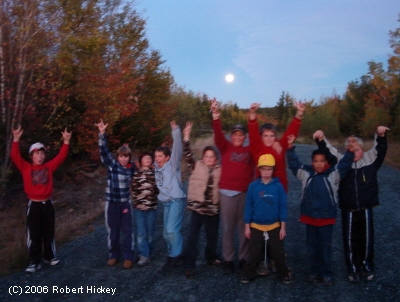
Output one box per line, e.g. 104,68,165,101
244,177,287,225
287,146,354,219
317,133,387,211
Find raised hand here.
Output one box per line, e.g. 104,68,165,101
210,98,219,114
62,128,72,143
170,120,178,130
377,126,390,137
95,119,108,134
183,121,193,141
12,126,23,142
313,130,324,141
294,100,305,119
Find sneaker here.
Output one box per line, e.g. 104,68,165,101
26,262,42,273
137,256,150,266
240,276,251,284
163,256,184,269
107,258,118,266
321,277,333,286
185,269,195,279
348,272,360,283
43,258,60,266
123,260,133,269
207,257,223,266
257,261,270,276
282,273,292,284
223,261,235,274
363,270,374,281
269,259,277,273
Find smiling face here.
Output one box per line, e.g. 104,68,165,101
155,151,170,168
117,154,130,167
30,150,46,166
202,150,218,168
261,130,276,147
231,131,246,147
312,154,328,173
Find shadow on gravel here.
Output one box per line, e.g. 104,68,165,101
0,144,399,302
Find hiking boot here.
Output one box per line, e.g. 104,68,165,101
26,262,42,273
223,261,235,274
257,261,270,276
321,277,333,286
43,258,60,266
137,256,150,266
107,258,118,266
123,260,133,269
348,272,360,283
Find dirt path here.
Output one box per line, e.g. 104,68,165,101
0,144,399,302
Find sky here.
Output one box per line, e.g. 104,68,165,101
135,0,399,108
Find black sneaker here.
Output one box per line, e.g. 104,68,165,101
282,273,292,284
223,261,235,274
26,262,42,273
321,277,333,286
307,275,320,283
164,256,184,269
348,272,360,283
207,257,223,266
363,270,374,281
185,269,195,279
43,258,60,266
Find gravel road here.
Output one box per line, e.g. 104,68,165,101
0,144,399,302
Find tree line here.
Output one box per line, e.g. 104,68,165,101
0,1,399,200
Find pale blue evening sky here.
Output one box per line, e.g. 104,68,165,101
135,0,399,108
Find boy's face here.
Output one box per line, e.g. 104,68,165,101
31,150,46,166
259,166,274,179
141,155,153,169
117,154,130,167
231,131,246,147
155,151,170,168
261,130,276,147
352,145,364,162
202,150,217,168
312,154,328,173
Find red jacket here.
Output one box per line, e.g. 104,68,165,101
248,117,301,192
213,118,254,192
11,142,69,200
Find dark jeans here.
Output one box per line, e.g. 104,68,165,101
184,211,220,269
341,209,374,273
26,200,56,264
243,227,289,279
306,224,334,279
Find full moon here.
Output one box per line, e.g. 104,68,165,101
225,74,234,83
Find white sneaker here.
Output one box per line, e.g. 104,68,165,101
44,258,60,266
137,256,150,266
26,263,42,273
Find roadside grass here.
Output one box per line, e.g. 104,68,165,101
0,135,398,276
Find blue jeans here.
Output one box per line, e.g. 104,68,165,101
162,198,185,257
133,208,158,258
306,224,334,279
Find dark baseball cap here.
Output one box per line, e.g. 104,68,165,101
231,124,246,134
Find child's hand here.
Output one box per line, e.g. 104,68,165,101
249,103,261,113
183,121,193,141
12,126,23,142
287,135,296,148
377,126,389,137
244,224,251,240
210,98,219,114
95,119,108,134
313,130,324,141
170,120,178,130
294,100,305,119
279,227,286,240
273,141,283,154
62,128,72,143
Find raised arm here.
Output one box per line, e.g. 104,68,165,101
211,99,230,153
95,119,115,166
183,121,196,170
170,121,182,170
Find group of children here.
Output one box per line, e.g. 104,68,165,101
11,100,389,287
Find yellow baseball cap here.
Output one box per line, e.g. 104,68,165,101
258,154,275,167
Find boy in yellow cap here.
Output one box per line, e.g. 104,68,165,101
241,154,291,284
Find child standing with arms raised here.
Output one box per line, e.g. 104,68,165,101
182,122,222,278
131,152,158,266
154,121,186,269
95,119,136,269
11,126,71,273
